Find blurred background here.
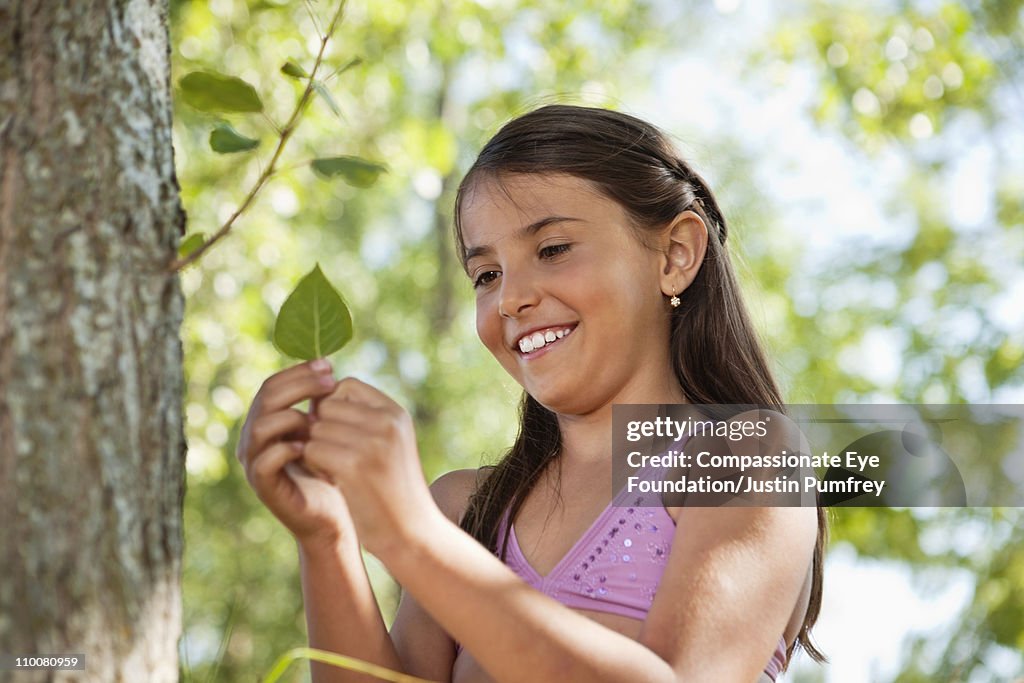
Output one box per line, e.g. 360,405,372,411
169,0,1024,681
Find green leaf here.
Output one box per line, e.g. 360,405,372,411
310,156,387,188
209,123,260,153
327,57,364,81
273,264,353,360
178,233,206,259
281,61,308,79
312,80,342,118
179,71,263,113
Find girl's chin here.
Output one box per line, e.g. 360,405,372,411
523,385,609,417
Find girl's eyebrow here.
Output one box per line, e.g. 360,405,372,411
463,215,583,263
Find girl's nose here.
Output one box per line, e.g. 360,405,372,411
498,272,539,318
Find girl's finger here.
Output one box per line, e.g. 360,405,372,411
244,408,311,464
307,417,379,451
259,358,331,394
250,439,305,485
282,460,323,484
315,396,388,425
258,369,337,415
304,433,366,479
326,377,394,409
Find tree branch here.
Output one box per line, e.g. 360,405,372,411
168,0,349,272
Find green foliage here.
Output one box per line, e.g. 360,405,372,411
172,0,670,677
281,61,309,79
311,80,343,119
310,155,387,187
210,123,260,153
273,264,354,360
178,232,207,259
171,0,1023,680
179,71,264,113
757,0,1024,678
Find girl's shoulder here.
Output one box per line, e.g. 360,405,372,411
428,466,497,525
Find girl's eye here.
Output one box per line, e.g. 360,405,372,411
539,243,571,259
473,271,500,289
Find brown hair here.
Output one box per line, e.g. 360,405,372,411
453,104,827,666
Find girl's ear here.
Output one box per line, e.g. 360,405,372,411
660,210,708,298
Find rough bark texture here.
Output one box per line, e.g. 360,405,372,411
0,1,186,681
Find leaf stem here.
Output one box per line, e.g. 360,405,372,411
168,0,349,272
261,111,283,135
313,288,322,359
303,0,324,38
261,647,438,683
267,159,312,178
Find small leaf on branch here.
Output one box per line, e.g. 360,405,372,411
209,123,260,153
281,61,309,79
326,57,364,82
273,264,353,360
312,80,342,118
179,71,263,113
311,156,387,188
178,233,207,259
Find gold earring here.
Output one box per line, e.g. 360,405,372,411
669,291,681,308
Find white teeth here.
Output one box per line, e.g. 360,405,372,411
517,326,575,354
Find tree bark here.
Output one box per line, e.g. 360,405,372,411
0,1,186,681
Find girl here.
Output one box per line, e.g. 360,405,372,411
237,104,826,682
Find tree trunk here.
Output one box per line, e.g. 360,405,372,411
0,1,186,681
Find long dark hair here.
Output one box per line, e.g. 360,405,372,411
453,104,827,665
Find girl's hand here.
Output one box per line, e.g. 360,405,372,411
236,359,355,547
303,377,442,558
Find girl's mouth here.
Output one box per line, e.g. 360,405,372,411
515,325,576,357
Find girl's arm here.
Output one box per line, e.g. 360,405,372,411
298,532,404,683
236,364,461,682
378,503,815,683
387,468,489,678
298,469,478,683
234,361,405,683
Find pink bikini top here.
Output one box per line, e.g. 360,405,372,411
492,451,789,680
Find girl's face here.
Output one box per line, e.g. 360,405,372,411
459,173,679,415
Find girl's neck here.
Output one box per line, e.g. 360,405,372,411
555,378,687,468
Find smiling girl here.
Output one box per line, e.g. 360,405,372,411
237,105,826,682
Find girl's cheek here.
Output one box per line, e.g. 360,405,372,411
475,302,500,352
